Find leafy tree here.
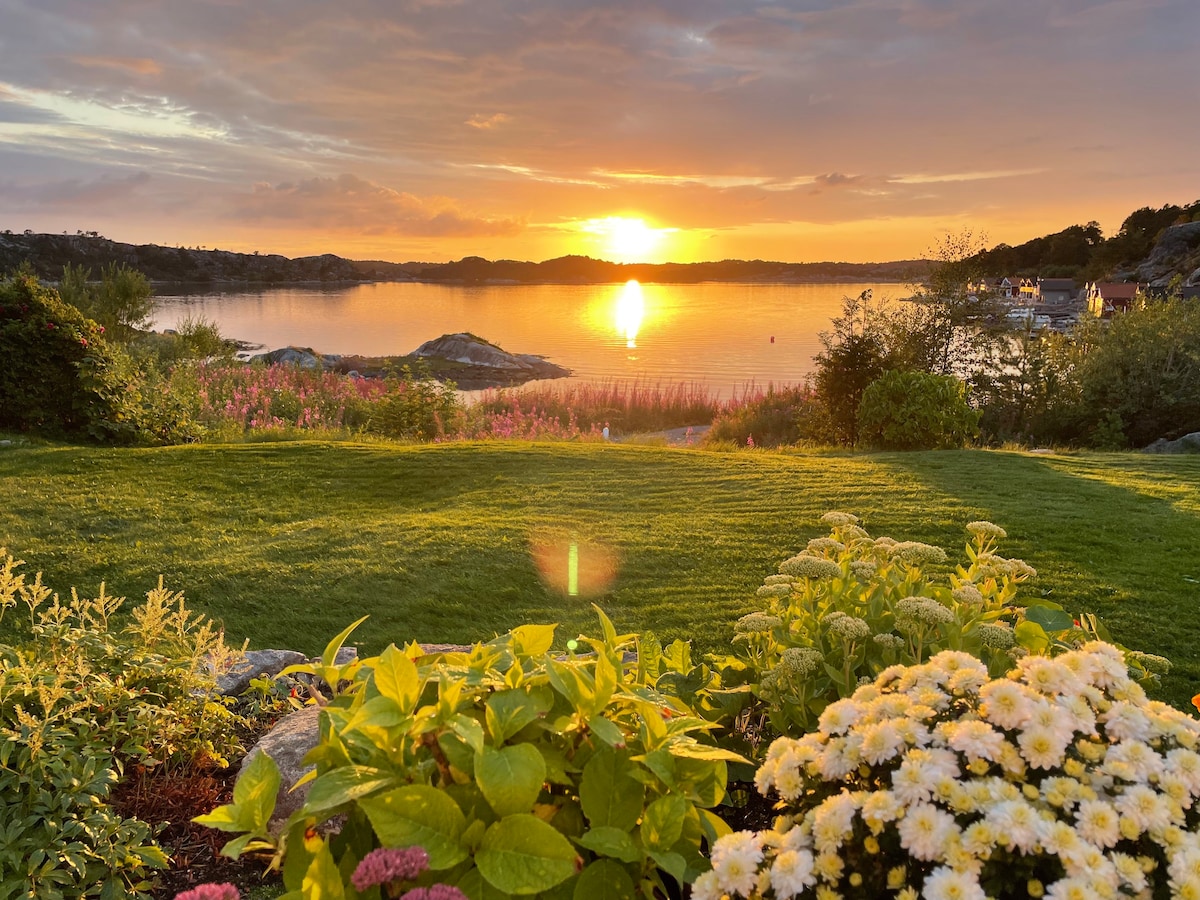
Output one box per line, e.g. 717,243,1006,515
856,370,980,450
813,291,895,444
57,261,155,341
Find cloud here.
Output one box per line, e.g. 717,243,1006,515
232,173,522,237
70,56,163,76
814,172,862,188
466,112,511,130
0,171,150,208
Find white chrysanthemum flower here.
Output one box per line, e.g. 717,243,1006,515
860,719,907,765
1080,641,1130,689
1111,852,1148,892
1166,748,1200,797
1117,783,1173,835
816,735,861,780
1040,820,1084,856
779,554,842,580
1018,724,1069,769
1103,740,1163,783
1103,701,1153,743
709,831,764,897
986,799,1041,853
811,792,858,854
942,719,1006,761
690,869,722,900
922,865,986,900
1019,655,1085,697
1027,699,1080,744
978,679,1036,730
860,790,904,834
770,849,816,899
1044,875,1100,900
818,698,863,735
897,803,957,861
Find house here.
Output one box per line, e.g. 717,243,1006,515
1085,282,1143,318
1035,278,1078,307
968,276,1022,299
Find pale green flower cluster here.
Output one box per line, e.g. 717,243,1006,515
825,612,871,641
736,612,783,635
977,623,1016,650
779,554,843,581
966,520,1008,541
895,596,956,628
891,541,949,566
805,537,845,556
698,642,1200,900
820,512,860,527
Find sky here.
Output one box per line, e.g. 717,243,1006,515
0,0,1197,265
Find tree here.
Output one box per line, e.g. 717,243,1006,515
57,261,155,342
813,291,895,444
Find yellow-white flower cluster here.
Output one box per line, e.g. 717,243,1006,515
697,642,1200,900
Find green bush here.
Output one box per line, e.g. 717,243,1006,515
697,514,1166,745
368,364,463,440
856,370,979,450
58,261,155,343
706,385,830,448
199,611,742,899
0,549,245,899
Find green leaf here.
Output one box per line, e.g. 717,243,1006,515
303,766,396,816
592,652,618,713
1025,606,1076,633
359,785,468,870
587,716,626,749
640,795,687,851
576,827,642,864
486,689,547,744
373,644,420,712
546,659,592,710
476,814,580,895
573,859,635,900
198,748,280,834
648,850,687,885
323,615,368,669
477,744,547,817
1015,620,1050,653
302,841,346,900
511,624,557,657
579,749,644,830
666,740,747,764
457,868,515,900
639,748,676,789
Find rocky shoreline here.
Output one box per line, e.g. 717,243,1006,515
238,332,571,390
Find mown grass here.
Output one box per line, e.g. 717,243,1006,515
2,442,1198,708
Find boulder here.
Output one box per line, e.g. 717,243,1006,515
216,648,308,697
1136,222,1200,283
411,333,570,379
1144,431,1200,454
240,705,322,831
249,347,322,369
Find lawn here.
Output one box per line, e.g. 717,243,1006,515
2,440,1198,708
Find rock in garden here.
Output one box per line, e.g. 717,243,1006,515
216,648,308,697
240,705,322,831
1143,431,1200,453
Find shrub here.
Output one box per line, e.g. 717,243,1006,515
0,549,244,899
699,643,1200,900
706,385,830,448
856,370,980,450
198,611,743,899
683,514,1165,752
368,364,463,440
58,261,156,342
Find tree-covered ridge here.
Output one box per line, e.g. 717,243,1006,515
973,198,1200,280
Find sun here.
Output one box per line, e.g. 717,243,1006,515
573,216,678,263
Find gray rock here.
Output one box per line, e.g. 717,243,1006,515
1136,222,1200,283
249,347,322,369
1144,431,1200,454
217,648,308,697
241,705,323,831
411,333,570,379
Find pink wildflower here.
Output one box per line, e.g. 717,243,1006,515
351,846,430,891
401,887,469,900
174,884,240,900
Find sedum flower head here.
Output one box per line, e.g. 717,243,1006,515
896,596,955,627
763,574,795,586
951,584,985,607
351,847,430,892
756,583,793,600
779,554,842,580
735,612,783,634
820,511,860,527
891,541,948,566
873,632,905,650
966,521,1007,541
849,560,878,581
825,612,871,641
175,887,240,900
777,646,825,677
977,622,1015,649
806,537,846,556
1128,651,1172,676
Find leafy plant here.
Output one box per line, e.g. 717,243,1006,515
856,370,980,450
0,549,244,899
369,363,463,440
693,514,1166,745
199,610,744,899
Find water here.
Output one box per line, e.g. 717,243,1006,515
150,281,908,399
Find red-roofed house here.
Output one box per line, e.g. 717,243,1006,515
1085,282,1144,318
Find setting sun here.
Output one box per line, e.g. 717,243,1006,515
573,216,678,263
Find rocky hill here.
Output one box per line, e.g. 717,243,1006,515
1133,222,1200,286
0,232,377,284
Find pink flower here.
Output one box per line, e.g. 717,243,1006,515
401,887,468,900
351,846,430,891
174,884,240,900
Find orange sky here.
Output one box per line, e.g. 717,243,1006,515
1,1,1197,264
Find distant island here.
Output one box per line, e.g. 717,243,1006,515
0,231,929,286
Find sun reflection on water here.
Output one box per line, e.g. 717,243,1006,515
615,279,644,348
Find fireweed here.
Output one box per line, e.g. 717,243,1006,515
698,643,1200,900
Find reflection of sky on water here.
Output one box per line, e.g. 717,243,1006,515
151,281,903,400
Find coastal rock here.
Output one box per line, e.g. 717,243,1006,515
411,332,571,381
249,346,324,369
216,648,307,696
1143,431,1200,454
1136,222,1200,283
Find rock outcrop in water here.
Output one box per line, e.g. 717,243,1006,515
410,333,571,386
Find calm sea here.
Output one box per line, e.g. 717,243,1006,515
151,281,908,399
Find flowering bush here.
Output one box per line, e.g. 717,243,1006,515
709,513,1166,741
699,643,1200,900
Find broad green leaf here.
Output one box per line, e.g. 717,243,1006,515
573,859,635,900
697,808,733,843
359,785,468,870
451,714,487,754
587,715,626,749
322,615,368,669
303,766,396,816
302,841,346,900
458,868,515,900
192,804,242,834
638,748,676,788
666,740,747,764
579,749,643,830
344,695,408,733
592,652,618,713
476,814,580,895
546,659,592,710
1014,620,1050,653
1025,606,1076,633
539,745,575,786
661,639,692,674
640,795,687,851
487,689,547,744
373,644,420,712
674,758,727,809
648,850,687,885
512,624,557,657
477,744,547,817
576,827,641,864
220,749,280,832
